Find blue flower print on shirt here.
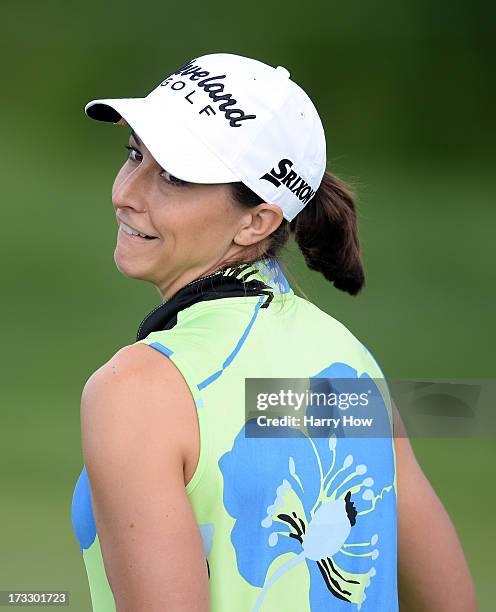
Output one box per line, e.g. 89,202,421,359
218,363,397,611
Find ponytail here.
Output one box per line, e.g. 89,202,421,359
229,170,365,296
288,171,365,296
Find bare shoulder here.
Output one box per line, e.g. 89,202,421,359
79,343,208,610
83,342,186,395
81,343,196,469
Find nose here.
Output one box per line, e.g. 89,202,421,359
112,158,155,213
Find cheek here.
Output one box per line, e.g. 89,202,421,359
150,187,237,250
188,205,235,245
162,213,215,248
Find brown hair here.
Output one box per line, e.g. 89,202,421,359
229,170,365,296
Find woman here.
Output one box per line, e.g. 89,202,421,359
71,53,476,611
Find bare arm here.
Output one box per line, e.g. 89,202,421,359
394,404,477,611
81,344,209,612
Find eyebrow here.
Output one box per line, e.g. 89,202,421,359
129,129,142,146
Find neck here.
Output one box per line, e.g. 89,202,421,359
159,260,259,301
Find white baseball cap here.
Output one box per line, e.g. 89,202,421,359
84,53,327,221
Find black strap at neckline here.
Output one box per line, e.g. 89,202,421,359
136,263,275,341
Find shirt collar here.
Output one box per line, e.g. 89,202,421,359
136,257,293,340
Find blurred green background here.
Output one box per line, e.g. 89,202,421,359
1,0,495,609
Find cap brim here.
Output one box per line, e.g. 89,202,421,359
84,97,240,184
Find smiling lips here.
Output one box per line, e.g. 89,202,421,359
119,220,158,240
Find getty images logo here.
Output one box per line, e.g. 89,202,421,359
260,159,315,204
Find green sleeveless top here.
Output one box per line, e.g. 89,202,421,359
72,257,398,611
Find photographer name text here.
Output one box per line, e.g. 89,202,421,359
256,415,374,428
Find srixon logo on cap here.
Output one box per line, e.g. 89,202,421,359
260,159,315,204
159,59,256,128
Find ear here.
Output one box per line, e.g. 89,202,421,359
233,203,284,247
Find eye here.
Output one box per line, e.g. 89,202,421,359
125,145,185,186
124,145,141,162
159,168,187,187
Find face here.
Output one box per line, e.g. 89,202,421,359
112,128,282,299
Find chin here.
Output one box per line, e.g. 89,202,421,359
113,251,154,282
